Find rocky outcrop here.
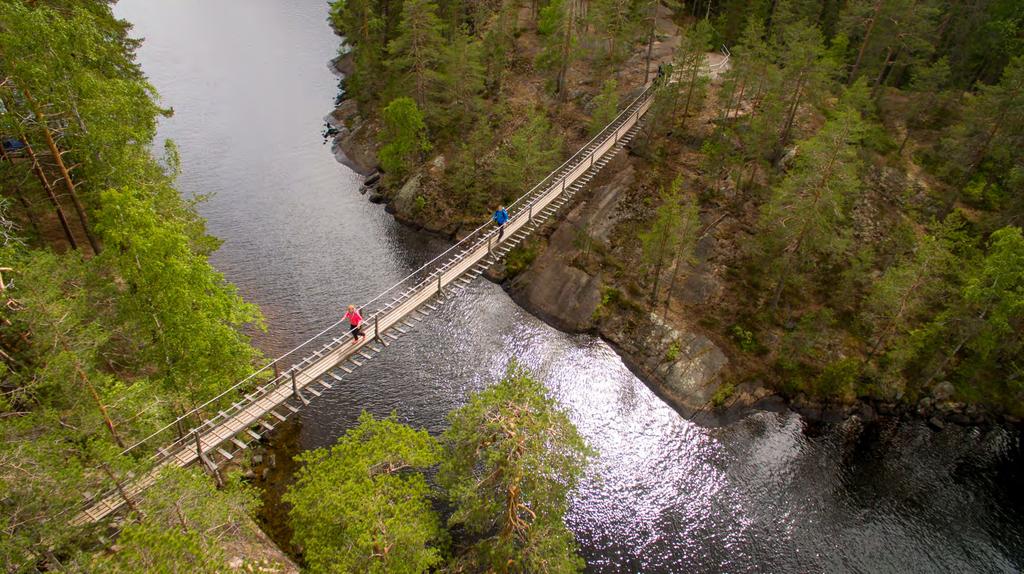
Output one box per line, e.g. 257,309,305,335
329,99,379,176
508,163,630,331
508,156,732,422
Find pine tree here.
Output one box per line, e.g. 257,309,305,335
537,0,579,100
673,21,714,129
438,29,486,134
940,56,1024,185
774,21,835,153
589,79,620,136
378,97,432,180
285,412,443,574
863,233,955,359
92,467,271,573
639,177,701,307
439,361,593,573
757,108,864,309
492,110,562,199
589,0,633,65
387,0,446,111
896,58,954,154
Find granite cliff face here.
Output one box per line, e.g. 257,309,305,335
506,155,734,422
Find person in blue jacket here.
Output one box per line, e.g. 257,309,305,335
493,205,509,239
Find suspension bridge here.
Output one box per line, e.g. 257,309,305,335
71,72,688,526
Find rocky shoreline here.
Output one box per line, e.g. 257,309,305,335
325,55,1018,432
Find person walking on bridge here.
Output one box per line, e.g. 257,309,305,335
493,205,509,240
344,305,365,343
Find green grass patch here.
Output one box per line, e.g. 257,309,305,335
665,341,681,362
729,324,761,354
505,242,539,277
711,382,736,408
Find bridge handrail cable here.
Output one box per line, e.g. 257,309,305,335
118,82,656,460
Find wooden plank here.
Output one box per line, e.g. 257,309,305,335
72,85,657,527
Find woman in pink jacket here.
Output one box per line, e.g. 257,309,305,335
344,305,365,343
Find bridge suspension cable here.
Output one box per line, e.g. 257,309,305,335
72,78,660,525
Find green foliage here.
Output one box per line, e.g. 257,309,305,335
961,227,1024,361
639,176,701,305
0,2,270,566
536,0,578,97
387,0,446,109
94,467,262,573
505,241,539,276
285,412,444,574
729,325,760,354
93,186,264,405
379,97,432,179
813,358,861,400
938,57,1024,224
863,232,956,359
589,0,635,66
413,194,428,214
492,110,562,199
711,382,736,407
445,121,495,211
757,108,864,308
440,361,593,573
593,286,644,320
589,79,620,136
438,28,486,133
665,341,682,362
673,21,714,126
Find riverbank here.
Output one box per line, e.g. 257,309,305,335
327,51,1021,431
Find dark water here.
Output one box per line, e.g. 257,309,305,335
115,1,1024,571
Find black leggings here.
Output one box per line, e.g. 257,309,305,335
349,323,364,339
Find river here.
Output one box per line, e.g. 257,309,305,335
113,1,1024,571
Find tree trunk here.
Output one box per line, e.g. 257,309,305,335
24,138,79,249
643,5,656,83
872,45,897,92
898,129,911,155
849,0,882,84
23,89,101,255
967,121,1000,178
74,357,125,448
777,69,807,153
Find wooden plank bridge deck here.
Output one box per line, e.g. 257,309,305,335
71,82,657,526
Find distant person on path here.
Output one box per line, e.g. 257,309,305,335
493,205,509,240
344,305,365,343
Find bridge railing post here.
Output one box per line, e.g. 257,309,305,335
273,360,279,379
437,273,442,294
375,316,386,345
193,429,203,458
291,371,298,398
529,204,533,221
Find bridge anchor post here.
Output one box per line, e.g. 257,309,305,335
193,429,223,487
292,372,308,405
375,316,387,346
